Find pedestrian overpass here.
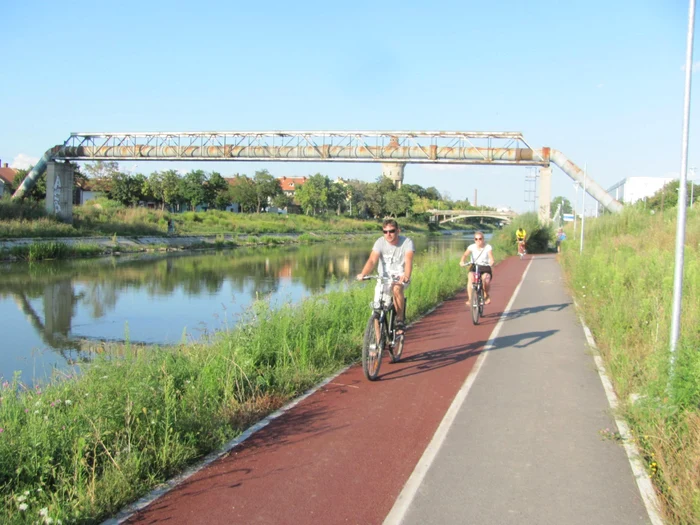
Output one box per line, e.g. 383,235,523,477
13,130,623,222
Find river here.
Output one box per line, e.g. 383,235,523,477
0,231,490,384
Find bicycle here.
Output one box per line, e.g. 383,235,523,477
360,275,406,381
517,239,526,259
461,261,485,325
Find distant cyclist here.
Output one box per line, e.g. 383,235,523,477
460,231,495,305
516,227,527,257
357,219,414,335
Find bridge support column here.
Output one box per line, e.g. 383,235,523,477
382,162,405,188
46,161,74,223
538,166,552,224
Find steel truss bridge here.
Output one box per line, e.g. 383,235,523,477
49,130,546,164
13,130,622,213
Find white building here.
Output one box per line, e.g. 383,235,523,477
607,176,674,204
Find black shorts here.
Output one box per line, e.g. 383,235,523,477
470,264,492,277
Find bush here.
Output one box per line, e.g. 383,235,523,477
0,198,49,221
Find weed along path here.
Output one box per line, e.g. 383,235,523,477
120,256,528,525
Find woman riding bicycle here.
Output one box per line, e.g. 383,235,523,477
356,219,414,335
460,231,495,305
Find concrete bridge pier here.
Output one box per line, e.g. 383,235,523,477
46,161,74,223
538,166,552,224
382,162,406,188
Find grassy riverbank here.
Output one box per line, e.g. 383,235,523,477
0,199,434,239
0,247,465,524
560,207,700,524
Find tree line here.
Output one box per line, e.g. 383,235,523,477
6,161,489,220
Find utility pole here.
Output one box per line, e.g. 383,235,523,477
690,167,696,208
573,182,580,235
580,164,587,254
670,0,696,362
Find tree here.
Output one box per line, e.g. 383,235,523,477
295,173,330,215
180,170,208,210
146,171,165,209
271,192,293,210
207,172,230,209
550,196,573,218
228,175,258,212
83,161,120,193
328,181,348,215
161,170,182,211
384,187,413,217
110,173,143,206
345,179,367,217
424,186,441,201
253,169,281,213
362,177,395,218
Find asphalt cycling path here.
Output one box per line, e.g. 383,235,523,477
120,255,527,524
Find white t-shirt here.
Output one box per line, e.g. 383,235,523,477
372,235,415,277
465,243,493,265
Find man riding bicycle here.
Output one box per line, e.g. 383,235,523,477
356,219,414,335
516,227,527,256
460,231,495,305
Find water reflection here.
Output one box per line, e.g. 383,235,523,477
0,234,475,383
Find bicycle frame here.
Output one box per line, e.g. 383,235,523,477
369,277,401,349
361,275,406,380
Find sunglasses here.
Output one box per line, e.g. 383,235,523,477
474,237,484,241
383,229,397,234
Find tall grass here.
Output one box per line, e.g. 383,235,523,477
0,247,465,524
560,206,700,524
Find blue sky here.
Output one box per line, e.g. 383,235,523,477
2,0,698,212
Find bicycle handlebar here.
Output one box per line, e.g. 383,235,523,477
361,275,404,285
460,262,488,268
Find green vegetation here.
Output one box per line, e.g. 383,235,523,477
0,199,441,241
6,242,103,262
0,248,465,524
491,212,555,257
560,207,700,525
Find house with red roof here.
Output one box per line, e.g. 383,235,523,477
0,161,17,197
278,176,308,197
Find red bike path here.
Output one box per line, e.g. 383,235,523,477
125,256,528,525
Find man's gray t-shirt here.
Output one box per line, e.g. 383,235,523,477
372,235,415,278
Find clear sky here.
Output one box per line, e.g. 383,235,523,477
2,0,698,212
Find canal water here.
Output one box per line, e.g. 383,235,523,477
0,232,490,384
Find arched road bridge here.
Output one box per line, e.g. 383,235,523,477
429,209,518,225
13,130,623,222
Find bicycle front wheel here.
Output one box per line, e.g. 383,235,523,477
471,286,480,325
390,331,404,363
362,313,385,380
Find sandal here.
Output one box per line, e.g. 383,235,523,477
395,320,406,336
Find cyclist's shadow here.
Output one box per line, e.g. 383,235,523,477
378,329,558,381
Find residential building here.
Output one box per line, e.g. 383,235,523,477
0,161,17,197
278,176,308,197
606,176,675,204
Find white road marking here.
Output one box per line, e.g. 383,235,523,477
383,257,534,525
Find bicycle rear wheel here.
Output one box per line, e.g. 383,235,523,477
471,285,480,325
362,313,385,380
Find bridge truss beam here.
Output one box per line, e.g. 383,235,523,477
51,131,548,165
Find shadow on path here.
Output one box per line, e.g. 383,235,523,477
380,329,559,381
